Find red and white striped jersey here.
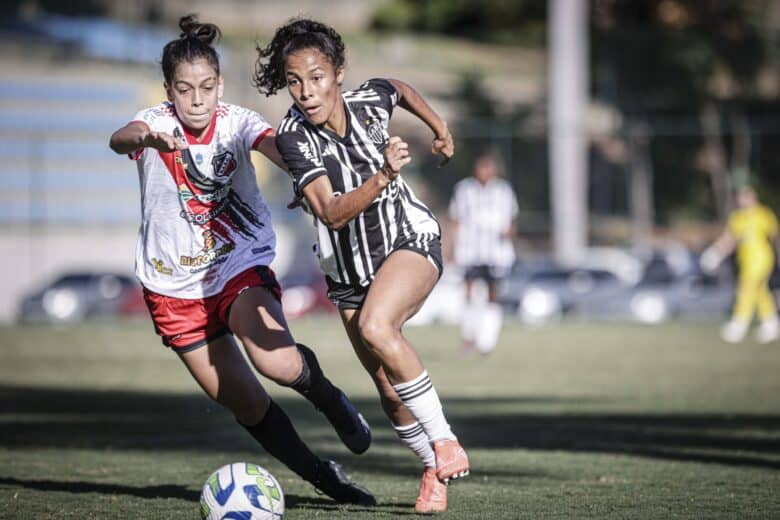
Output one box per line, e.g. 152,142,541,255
128,101,275,298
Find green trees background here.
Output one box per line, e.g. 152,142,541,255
374,0,780,230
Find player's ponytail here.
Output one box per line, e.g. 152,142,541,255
253,18,346,96
161,14,222,83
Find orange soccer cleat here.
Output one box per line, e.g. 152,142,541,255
415,467,448,513
432,439,470,484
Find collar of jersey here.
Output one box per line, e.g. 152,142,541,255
173,105,219,145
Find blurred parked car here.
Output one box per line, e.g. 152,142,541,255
500,265,628,324
17,271,145,323
499,248,737,324
279,267,336,319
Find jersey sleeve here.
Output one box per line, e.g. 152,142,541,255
507,183,519,220
448,183,464,221
360,78,398,115
237,107,274,152
276,124,328,193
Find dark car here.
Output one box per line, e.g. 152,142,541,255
17,271,144,323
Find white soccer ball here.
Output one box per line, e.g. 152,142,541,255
200,462,285,520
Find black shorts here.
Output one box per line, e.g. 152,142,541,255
463,264,510,284
326,235,443,310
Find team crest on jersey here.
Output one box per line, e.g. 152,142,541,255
366,120,386,144
212,150,237,178
358,108,387,145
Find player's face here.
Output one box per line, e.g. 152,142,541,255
284,48,345,131
474,157,498,184
165,58,223,135
737,187,757,209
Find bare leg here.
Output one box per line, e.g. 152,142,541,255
230,286,371,454
340,307,436,469
179,334,270,425
340,308,415,425
358,250,437,384
228,286,300,385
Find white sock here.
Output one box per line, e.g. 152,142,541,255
476,303,503,354
393,421,436,468
460,302,478,343
393,371,455,442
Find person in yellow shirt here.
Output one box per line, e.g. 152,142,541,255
700,186,780,343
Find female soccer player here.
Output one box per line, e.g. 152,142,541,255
700,185,780,343
254,18,470,513
449,149,519,356
108,15,374,505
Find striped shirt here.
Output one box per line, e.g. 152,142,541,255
276,78,440,287
449,176,518,268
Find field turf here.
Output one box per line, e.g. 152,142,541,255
1,317,779,518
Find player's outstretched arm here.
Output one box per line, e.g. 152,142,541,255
700,230,736,274
389,78,454,166
254,132,289,172
109,121,185,155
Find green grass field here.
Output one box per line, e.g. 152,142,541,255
1,317,779,518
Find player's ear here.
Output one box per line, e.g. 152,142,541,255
217,75,224,99
335,66,345,86
164,82,174,102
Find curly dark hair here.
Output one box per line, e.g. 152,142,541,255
161,14,222,84
253,18,346,97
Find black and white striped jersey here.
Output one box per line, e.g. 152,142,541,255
276,78,440,287
449,176,518,269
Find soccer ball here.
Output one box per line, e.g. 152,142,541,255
200,462,285,520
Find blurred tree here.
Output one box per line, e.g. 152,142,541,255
372,0,780,230
592,0,773,223
371,0,547,46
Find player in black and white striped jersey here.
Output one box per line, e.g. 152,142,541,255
449,150,519,355
254,18,468,513
275,81,442,287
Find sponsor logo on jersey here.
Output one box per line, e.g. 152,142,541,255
180,241,235,268
297,141,323,167
151,258,173,276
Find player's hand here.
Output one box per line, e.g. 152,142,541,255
699,246,722,274
381,136,410,182
142,131,187,153
432,124,454,167
286,195,303,210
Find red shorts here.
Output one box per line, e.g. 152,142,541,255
143,265,282,353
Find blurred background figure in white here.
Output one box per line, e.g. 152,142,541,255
700,185,780,344
449,149,519,355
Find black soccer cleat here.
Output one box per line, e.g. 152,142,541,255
322,389,372,454
311,460,377,506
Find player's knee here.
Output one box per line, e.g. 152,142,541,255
358,314,397,352
251,346,303,386
261,359,302,387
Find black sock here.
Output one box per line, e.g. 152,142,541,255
288,343,341,413
239,400,320,482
